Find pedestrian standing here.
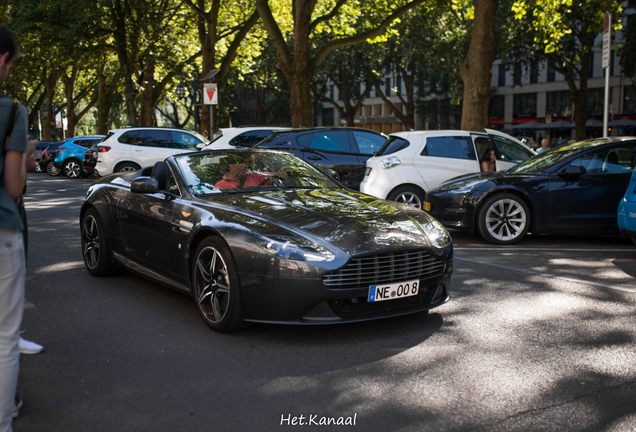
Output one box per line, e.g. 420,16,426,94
0,24,33,431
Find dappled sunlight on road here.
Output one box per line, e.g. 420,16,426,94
28,261,85,277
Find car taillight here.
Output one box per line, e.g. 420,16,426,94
97,146,111,152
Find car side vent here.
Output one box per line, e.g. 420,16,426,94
323,250,445,289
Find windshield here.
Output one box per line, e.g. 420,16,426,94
506,138,613,174
175,150,340,196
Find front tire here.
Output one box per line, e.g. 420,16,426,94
477,193,530,245
81,208,118,276
46,161,61,176
387,186,425,210
191,237,246,332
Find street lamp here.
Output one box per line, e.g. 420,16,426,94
175,83,187,100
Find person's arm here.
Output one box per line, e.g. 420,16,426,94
4,149,27,200
26,139,36,172
480,161,489,172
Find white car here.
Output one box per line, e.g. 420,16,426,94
96,127,208,175
205,126,291,150
360,129,536,209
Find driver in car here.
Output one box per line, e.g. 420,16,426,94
214,155,287,190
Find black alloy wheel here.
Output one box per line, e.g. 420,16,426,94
192,237,246,332
64,160,82,178
387,186,425,210
46,161,61,176
81,208,118,276
477,193,530,245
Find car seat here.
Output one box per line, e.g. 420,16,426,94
151,161,169,190
602,150,619,172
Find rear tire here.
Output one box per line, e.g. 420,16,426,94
64,159,82,178
387,186,425,210
477,193,530,245
191,237,247,332
117,162,140,173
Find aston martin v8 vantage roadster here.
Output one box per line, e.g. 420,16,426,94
80,149,453,332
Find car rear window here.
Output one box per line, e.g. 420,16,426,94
375,136,410,156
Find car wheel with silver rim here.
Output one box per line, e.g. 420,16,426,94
64,160,82,178
117,162,141,172
46,161,61,176
192,237,247,332
477,193,530,245
387,186,425,210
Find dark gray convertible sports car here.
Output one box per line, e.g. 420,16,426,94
80,149,453,332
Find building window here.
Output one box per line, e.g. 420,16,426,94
396,77,402,95
624,86,636,114
588,53,594,78
546,91,572,117
489,95,505,119
513,63,522,86
547,64,555,82
385,77,391,96
530,62,538,84
586,88,612,116
322,108,334,126
329,85,334,100
513,93,537,118
498,64,506,87
610,50,615,77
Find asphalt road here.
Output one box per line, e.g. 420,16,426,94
13,173,636,432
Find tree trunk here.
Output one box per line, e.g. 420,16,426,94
96,62,121,135
459,0,499,131
63,66,78,137
42,67,59,140
139,56,156,126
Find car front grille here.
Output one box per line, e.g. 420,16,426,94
323,249,446,289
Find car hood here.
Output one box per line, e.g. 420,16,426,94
441,171,497,186
204,189,436,255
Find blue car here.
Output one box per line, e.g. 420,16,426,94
52,136,105,178
618,167,636,245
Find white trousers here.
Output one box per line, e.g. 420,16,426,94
0,228,24,432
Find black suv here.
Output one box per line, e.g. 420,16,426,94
38,142,65,175
253,127,387,190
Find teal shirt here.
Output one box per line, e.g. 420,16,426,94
0,97,28,232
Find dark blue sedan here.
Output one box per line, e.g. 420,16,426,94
425,137,636,245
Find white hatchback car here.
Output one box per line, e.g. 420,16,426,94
205,126,291,150
96,127,208,175
360,129,536,209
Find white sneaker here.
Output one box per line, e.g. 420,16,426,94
19,337,43,354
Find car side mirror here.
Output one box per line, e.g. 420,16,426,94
324,169,339,180
559,164,586,177
196,143,206,149
131,177,159,193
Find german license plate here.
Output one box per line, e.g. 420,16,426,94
368,279,419,302
423,202,431,211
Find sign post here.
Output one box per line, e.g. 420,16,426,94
203,83,218,139
602,11,611,137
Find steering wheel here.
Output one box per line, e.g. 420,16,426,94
257,175,286,187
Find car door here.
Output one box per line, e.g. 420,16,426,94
118,167,190,286
547,144,636,234
413,135,481,190
301,130,361,189
350,130,387,186
488,133,535,170
132,130,174,167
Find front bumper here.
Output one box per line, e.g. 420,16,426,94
426,192,477,233
239,254,453,324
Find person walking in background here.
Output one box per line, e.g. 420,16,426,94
537,138,550,153
0,24,35,431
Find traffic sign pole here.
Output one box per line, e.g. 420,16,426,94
603,12,611,138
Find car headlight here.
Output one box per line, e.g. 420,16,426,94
257,236,335,262
448,179,488,194
421,218,452,252
380,156,401,169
